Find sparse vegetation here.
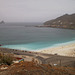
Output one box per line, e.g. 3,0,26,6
0,61,75,75
0,53,13,65
0,49,75,75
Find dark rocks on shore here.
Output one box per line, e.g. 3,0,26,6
0,44,2,46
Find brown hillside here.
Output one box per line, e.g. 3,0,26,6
44,13,75,29
0,61,75,75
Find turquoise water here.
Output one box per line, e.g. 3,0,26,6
0,23,75,51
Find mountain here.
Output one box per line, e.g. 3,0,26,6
44,13,75,29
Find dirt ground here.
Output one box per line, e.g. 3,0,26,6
0,61,75,75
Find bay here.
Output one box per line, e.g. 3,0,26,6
0,23,75,51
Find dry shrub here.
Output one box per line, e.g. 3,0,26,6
0,53,13,65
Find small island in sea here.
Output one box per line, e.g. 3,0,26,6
0,20,5,24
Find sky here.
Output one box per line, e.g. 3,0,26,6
0,0,75,22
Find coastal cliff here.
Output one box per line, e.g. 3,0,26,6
44,13,75,29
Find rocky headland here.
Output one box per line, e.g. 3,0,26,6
43,13,75,29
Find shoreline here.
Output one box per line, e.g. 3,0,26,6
37,43,75,57
0,44,75,67
35,25,75,30
0,41,75,57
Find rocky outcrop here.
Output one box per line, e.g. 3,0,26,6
0,21,5,24
44,13,75,29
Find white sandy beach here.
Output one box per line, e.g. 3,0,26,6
37,43,75,57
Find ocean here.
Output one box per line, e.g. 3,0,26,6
0,23,75,51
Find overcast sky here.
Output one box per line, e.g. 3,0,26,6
0,0,75,22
